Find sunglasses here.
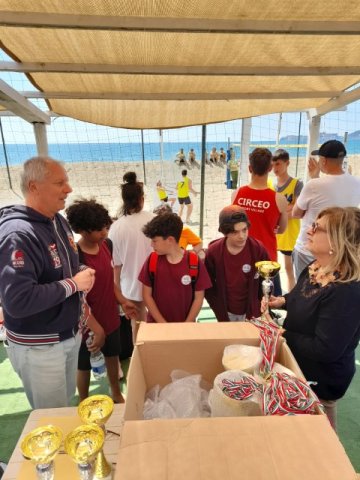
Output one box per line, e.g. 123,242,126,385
311,222,326,233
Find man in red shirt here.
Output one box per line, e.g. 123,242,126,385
231,148,288,294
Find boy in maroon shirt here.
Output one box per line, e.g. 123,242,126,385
139,213,211,322
205,205,269,321
66,199,137,403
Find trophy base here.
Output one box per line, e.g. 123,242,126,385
94,450,112,479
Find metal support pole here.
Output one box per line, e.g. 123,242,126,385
305,113,321,182
239,118,252,187
141,129,147,185
0,118,13,189
159,129,164,179
33,122,48,156
199,125,206,239
295,112,302,177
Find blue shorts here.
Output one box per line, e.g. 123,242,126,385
178,196,191,205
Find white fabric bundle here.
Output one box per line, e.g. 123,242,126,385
222,344,262,374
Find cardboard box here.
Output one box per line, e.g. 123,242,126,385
117,323,356,480
124,322,308,421
116,415,356,480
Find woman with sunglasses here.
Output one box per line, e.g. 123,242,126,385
267,206,360,430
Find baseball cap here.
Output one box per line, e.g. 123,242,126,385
311,140,347,158
219,205,249,228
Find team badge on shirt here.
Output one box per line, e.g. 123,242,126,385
181,275,192,285
48,244,62,268
67,234,78,253
242,264,251,273
11,250,25,268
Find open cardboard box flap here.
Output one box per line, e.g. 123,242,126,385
125,322,305,421
116,415,356,480
119,323,356,480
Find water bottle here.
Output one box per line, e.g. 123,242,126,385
86,332,107,379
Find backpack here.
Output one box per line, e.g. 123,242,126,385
148,250,199,293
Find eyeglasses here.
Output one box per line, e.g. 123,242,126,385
311,222,326,234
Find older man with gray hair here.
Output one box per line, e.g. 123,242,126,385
0,156,95,408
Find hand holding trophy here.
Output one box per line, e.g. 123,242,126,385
255,261,281,318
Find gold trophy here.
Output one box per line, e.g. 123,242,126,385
65,424,105,480
78,395,114,479
20,424,63,480
255,261,281,316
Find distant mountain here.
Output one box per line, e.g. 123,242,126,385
280,135,307,143
348,130,360,140
319,132,342,142
280,132,343,143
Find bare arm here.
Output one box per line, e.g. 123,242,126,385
275,193,288,234
142,284,167,323
185,290,205,322
114,284,139,320
113,265,122,289
188,179,198,195
292,203,306,219
86,313,106,352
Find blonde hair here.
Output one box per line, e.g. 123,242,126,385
318,207,360,283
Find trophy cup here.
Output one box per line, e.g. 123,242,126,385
65,424,105,480
78,395,114,479
20,424,63,480
255,261,281,316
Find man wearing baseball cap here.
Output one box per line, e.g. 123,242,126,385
205,205,269,321
292,139,360,279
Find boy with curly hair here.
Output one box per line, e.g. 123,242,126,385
66,199,137,403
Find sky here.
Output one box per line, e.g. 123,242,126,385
1,49,360,145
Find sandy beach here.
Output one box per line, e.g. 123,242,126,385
1,154,359,250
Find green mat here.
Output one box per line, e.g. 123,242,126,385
1,336,359,472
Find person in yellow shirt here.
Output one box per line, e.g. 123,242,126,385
177,169,198,225
272,149,303,291
156,180,176,207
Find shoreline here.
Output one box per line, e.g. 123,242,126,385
1,155,359,248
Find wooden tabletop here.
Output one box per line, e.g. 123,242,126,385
2,404,125,480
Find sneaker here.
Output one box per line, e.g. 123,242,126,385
0,325,6,342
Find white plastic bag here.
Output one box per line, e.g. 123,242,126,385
143,370,210,419
222,344,262,374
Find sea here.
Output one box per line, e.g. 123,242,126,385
1,140,359,166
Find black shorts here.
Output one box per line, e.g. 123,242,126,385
178,196,191,205
280,250,292,256
78,326,121,371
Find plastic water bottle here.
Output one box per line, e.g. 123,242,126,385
86,332,107,379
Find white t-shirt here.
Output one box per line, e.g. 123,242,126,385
295,173,360,254
109,210,154,301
